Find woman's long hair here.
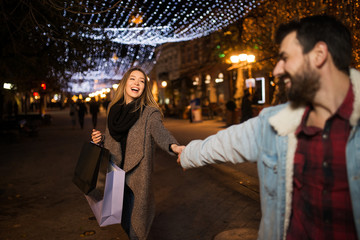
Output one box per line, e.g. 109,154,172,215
107,67,162,115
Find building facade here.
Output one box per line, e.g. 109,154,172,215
152,35,231,118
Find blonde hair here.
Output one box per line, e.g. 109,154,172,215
107,67,162,115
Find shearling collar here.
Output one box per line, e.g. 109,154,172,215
269,68,360,135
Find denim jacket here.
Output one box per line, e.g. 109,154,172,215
181,68,360,239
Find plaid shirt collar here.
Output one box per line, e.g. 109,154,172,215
295,83,354,136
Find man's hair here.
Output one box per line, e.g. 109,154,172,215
275,15,352,74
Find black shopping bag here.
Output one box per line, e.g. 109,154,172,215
73,142,109,198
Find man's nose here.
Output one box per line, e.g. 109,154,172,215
273,60,284,78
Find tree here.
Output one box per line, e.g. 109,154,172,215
0,0,116,93
212,0,360,74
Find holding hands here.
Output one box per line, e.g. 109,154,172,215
91,131,186,166
171,144,185,166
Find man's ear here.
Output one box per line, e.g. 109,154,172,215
312,41,328,68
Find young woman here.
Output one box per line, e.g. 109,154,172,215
91,67,182,240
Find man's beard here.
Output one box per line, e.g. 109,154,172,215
286,59,320,108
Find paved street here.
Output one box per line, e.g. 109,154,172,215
0,108,260,240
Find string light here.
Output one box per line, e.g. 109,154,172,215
85,0,260,45
68,0,261,92
68,0,360,93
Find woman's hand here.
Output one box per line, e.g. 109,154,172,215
91,129,103,144
171,144,185,156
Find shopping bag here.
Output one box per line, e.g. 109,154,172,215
72,142,109,197
85,162,125,227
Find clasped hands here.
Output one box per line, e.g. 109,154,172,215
170,144,185,166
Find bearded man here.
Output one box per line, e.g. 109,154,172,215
177,15,360,240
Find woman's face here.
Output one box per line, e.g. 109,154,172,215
124,70,145,104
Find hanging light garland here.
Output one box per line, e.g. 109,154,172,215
67,0,262,92
89,0,261,45
66,0,360,93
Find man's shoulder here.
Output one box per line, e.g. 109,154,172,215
259,103,289,118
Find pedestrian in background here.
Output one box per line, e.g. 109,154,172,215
69,100,77,129
177,15,359,239
89,98,100,129
91,67,182,240
77,99,87,129
240,89,253,123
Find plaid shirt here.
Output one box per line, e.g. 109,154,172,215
286,84,357,240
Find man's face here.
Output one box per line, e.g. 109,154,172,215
273,32,320,107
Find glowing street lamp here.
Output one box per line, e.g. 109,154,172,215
229,53,256,99
239,53,248,62
247,54,255,63
230,55,240,64
230,53,255,64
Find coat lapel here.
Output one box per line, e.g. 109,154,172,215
123,108,149,172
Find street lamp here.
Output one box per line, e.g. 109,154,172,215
230,55,240,64
230,53,256,78
229,53,256,101
247,54,255,63
230,53,255,65
239,53,248,62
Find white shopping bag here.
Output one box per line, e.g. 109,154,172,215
85,162,125,227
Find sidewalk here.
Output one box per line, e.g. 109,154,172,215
0,109,260,240
162,117,260,240
163,118,260,202
0,109,129,240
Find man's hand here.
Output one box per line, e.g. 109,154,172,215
172,145,185,165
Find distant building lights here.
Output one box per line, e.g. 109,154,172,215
3,83,13,90
205,74,211,84
215,73,224,83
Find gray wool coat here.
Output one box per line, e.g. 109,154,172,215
104,106,178,240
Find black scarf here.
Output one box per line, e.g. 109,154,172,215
108,98,141,163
